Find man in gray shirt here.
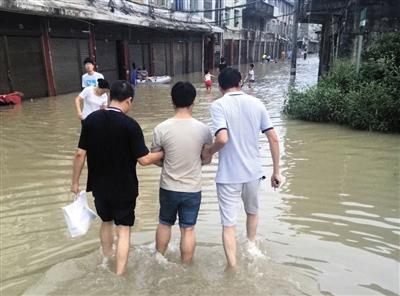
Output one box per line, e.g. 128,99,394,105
152,82,212,263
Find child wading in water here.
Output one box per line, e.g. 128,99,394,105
243,64,256,89
204,70,215,94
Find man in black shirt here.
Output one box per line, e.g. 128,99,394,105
71,80,163,275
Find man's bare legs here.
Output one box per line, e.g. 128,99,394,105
180,226,196,263
246,213,258,242
100,221,114,258
115,225,131,275
222,225,237,268
155,223,171,255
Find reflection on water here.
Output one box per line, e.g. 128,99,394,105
1,57,399,296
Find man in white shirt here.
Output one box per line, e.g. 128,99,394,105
203,67,281,268
82,57,104,88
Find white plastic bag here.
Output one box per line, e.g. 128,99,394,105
62,191,97,238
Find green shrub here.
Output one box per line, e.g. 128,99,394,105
284,32,400,133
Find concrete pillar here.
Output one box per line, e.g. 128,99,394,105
201,34,205,75
41,19,56,96
246,39,250,64
238,39,242,65
123,39,130,81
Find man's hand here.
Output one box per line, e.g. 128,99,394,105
71,182,79,195
77,112,83,120
201,144,212,165
271,173,281,190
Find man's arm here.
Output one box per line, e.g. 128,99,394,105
201,129,229,164
71,148,86,194
265,128,281,189
75,95,83,120
137,151,164,166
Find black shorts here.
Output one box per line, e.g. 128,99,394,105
93,196,136,226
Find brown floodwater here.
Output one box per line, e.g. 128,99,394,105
1,57,399,296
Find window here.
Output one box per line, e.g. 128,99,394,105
234,9,239,27
204,0,212,19
174,0,184,11
190,0,198,11
225,10,230,26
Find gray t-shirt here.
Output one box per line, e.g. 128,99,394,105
151,118,213,192
211,91,273,184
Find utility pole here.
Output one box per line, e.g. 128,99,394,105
290,0,300,85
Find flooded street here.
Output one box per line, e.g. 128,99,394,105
1,57,399,296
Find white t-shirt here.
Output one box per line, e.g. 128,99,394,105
82,72,104,88
210,91,273,184
249,69,255,81
205,73,212,81
79,86,108,119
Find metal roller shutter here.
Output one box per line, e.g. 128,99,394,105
173,42,184,75
7,36,47,98
96,40,118,83
50,38,81,94
153,43,167,75
192,41,202,73
0,36,11,94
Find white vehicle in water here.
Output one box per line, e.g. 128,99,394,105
136,75,171,84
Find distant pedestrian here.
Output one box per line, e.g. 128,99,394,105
262,53,267,64
130,63,138,87
204,69,216,94
75,78,109,121
218,57,227,72
281,51,286,62
82,58,104,88
243,64,255,89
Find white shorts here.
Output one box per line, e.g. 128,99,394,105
216,179,261,227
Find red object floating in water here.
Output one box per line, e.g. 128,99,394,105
0,92,23,105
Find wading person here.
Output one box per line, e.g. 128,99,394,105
152,82,212,264
82,58,104,88
71,80,164,275
204,69,215,94
243,63,256,89
75,78,109,121
202,68,281,269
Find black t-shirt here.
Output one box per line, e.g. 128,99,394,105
218,62,227,71
78,108,149,202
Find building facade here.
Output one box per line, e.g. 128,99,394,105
223,0,294,66
0,0,222,98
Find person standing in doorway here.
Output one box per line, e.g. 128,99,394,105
202,68,281,269
71,80,164,275
82,57,104,88
152,82,212,264
75,78,109,121
130,63,138,87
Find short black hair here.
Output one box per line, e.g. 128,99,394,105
250,63,254,68
110,80,134,102
218,67,241,90
171,82,196,108
132,62,136,69
83,57,94,65
97,78,110,89
204,69,209,74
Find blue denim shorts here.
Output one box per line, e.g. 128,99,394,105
159,188,201,228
